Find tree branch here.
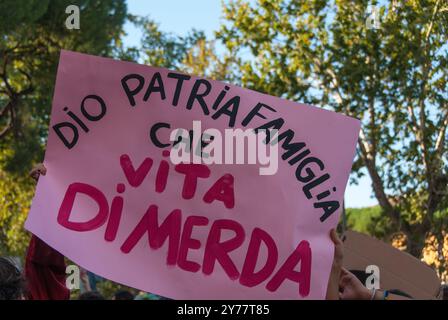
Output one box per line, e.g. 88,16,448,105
358,131,389,210
1,54,16,97
0,100,12,119
435,107,448,154
0,101,13,139
358,129,412,235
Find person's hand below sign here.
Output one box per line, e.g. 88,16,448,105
26,162,70,300
326,229,344,300
30,163,46,182
339,268,412,300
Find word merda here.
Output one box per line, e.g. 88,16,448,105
56,152,312,297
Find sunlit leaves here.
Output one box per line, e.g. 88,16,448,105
218,0,448,264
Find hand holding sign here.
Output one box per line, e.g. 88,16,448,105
30,163,47,182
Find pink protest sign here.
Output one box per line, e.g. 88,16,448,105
25,50,360,299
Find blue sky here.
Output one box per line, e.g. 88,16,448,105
123,0,378,208
123,0,222,47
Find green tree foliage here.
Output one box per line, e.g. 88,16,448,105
0,150,34,256
0,0,128,256
133,15,239,82
345,206,393,240
132,15,232,80
0,0,50,33
181,37,240,82
217,0,448,262
129,16,205,69
0,0,127,173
